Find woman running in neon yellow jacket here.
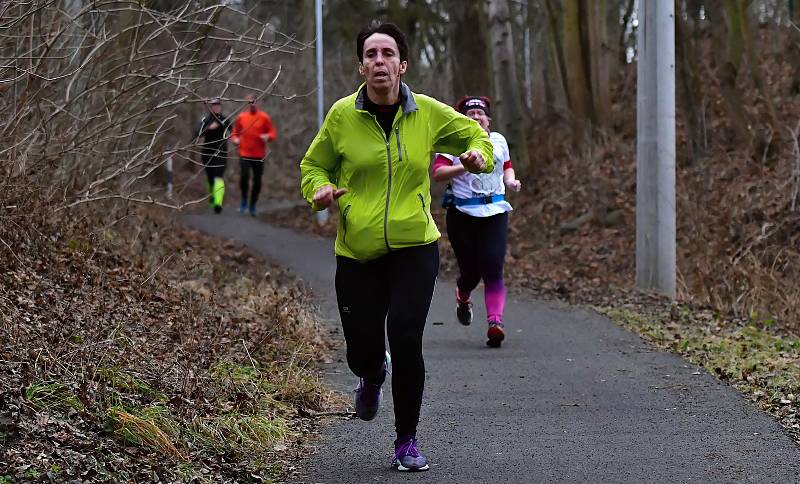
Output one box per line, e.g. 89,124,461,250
300,22,493,473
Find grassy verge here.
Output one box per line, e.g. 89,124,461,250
0,205,343,482
594,297,800,442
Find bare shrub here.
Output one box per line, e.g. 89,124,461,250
0,1,306,217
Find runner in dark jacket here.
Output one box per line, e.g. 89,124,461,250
196,97,231,213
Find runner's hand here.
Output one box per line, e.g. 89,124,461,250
313,185,348,209
208,121,220,130
459,150,486,172
259,134,269,142
505,179,522,192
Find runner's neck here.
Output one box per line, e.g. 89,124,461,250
366,85,400,106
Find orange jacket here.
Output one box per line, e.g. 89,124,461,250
231,109,277,159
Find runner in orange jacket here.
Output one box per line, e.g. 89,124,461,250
231,94,277,215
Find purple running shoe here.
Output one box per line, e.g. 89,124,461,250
392,435,429,472
353,353,389,421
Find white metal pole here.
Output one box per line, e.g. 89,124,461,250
165,150,174,199
315,0,329,225
316,0,324,130
636,0,676,298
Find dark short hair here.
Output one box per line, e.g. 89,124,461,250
356,22,409,63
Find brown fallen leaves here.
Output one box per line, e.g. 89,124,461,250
0,201,339,482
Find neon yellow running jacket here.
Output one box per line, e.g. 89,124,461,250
300,83,494,261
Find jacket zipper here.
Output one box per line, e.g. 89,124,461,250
367,112,398,251
418,193,430,225
383,137,392,250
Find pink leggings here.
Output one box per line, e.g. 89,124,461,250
446,209,508,323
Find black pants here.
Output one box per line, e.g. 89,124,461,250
202,153,226,187
446,208,508,295
239,157,263,206
335,242,439,437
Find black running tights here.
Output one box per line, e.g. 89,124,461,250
239,157,263,206
335,242,439,437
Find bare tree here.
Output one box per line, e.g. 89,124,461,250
447,0,493,99
0,2,304,211
584,0,611,131
676,0,708,163
488,0,531,174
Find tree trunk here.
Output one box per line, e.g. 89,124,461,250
530,2,551,119
388,0,419,64
583,0,611,131
719,0,751,144
790,0,800,96
738,0,780,143
561,0,593,142
676,0,706,163
521,0,533,110
448,0,492,98
301,0,316,117
488,0,531,174
544,0,570,115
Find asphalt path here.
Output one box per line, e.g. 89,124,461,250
183,208,800,483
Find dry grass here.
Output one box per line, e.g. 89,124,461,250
108,407,185,460
0,195,338,481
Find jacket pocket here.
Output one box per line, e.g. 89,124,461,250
418,193,430,225
341,204,352,243
395,127,404,163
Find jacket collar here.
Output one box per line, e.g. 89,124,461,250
355,82,418,114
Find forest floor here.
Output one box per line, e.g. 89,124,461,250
1,204,343,483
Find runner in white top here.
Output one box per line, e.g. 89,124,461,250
432,95,522,347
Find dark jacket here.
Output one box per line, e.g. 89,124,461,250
196,113,231,159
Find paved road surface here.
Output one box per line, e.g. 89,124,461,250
183,209,800,483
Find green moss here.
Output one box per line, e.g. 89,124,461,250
98,367,167,402
24,382,83,412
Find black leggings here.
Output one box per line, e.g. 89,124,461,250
239,157,263,206
446,208,508,312
202,154,226,187
335,242,439,437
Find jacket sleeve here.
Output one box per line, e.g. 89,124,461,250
263,113,277,142
428,98,494,174
300,109,340,211
195,115,207,139
231,115,241,144
223,115,234,138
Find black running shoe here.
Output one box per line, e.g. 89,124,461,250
456,299,473,326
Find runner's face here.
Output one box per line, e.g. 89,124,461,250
210,104,222,114
360,33,407,96
246,95,257,113
466,108,490,131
